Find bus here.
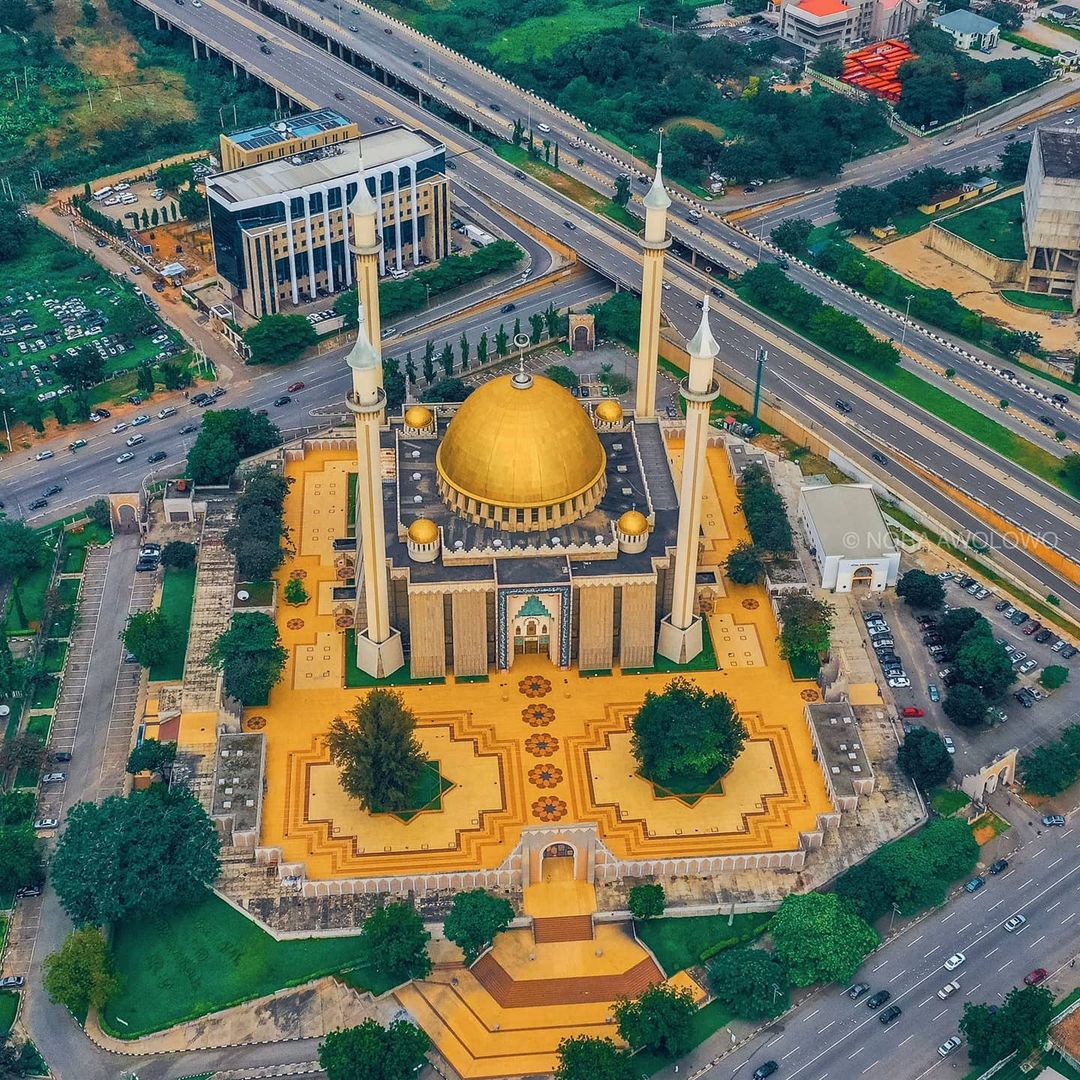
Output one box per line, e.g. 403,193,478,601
91,186,113,201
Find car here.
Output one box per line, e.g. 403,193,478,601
373,115,387,125
1042,814,1066,827
256,32,267,40
863,611,885,622
1011,651,1028,665
923,633,943,645
129,264,142,275
490,103,501,112
835,399,853,413
334,91,346,101
938,668,953,680
15,885,42,898
944,953,966,971
887,677,911,688
136,559,158,572
563,220,577,230
211,386,227,398
50,751,71,763
33,818,58,831
1018,659,1038,675
879,1005,902,1025
1052,392,1070,405
964,876,985,893
273,395,292,407
938,1036,962,1058
1025,968,1049,986
131,414,151,426
752,1063,779,1080
0,977,25,989
179,424,198,435
937,980,961,1000
287,381,306,393
867,990,891,1009
41,772,67,783
928,684,941,702
1011,612,1030,626
1051,638,1067,652
873,639,895,650
989,859,1009,875
380,327,398,339
1004,914,1028,932
1002,606,1017,619
1034,629,1053,644
89,408,111,421
901,706,924,718
147,451,168,464
871,451,889,466
67,437,88,451
116,452,135,464
711,287,724,299
43,484,62,498
867,621,889,632
27,498,48,511
158,406,177,419
847,982,871,1000
34,449,54,461
994,600,1010,612
537,122,551,133
500,303,516,313
95,237,109,248
1023,620,1042,637
1015,690,1035,708
1062,645,1079,659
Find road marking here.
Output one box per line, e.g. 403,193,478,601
1032,848,1046,858
1049,857,1063,869
872,960,889,972
819,1021,835,1034
889,970,908,983
998,960,1014,972
988,900,1006,912
803,1009,820,1022
956,922,972,934
1031,935,1046,948
782,1047,802,1060
942,912,955,922
924,946,941,958
849,1047,865,1060
1064,828,1074,838
862,1062,879,1074
899,1035,916,1047
1063,913,1076,925
1019,878,1034,889
986,946,1000,958
918,996,933,1008
932,1009,948,1021
1048,901,1062,912
907,935,923,947
766,1034,785,1047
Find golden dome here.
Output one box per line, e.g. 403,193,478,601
404,405,434,429
436,373,606,509
595,398,623,424
407,517,439,544
617,510,649,537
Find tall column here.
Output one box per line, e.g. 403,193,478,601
302,192,317,301
634,146,671,419
657,295,721,665
349,149,382,360
409,161,420,266
392,167,403,271
282,196,300,307
345,304,404,678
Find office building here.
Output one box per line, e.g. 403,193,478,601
218,108,360,172
777,0,924,53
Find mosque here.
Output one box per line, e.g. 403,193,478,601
343,142,719,680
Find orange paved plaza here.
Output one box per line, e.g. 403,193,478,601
250,440,833,883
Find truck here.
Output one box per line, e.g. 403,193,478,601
462,224,497,248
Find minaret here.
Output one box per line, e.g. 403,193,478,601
345,292,404,679
657,295,721,665
350,146,383,362
634,139,671,419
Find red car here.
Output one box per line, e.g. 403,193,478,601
287,381,306,393
1024,968,1049,986
901,707,925,718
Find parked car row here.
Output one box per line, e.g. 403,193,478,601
863,610,910,688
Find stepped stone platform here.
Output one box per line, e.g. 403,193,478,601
531,913,594,944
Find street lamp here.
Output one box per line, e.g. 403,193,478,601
901,293,915,348
889,902,903,932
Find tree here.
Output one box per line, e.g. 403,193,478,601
177,181,206,221
326,690,427,812
939,607,985,658
589,292,641,349
187,409,280,485
0,517,45,584
208,612,287,706
984,0,1022,28
160,541,197,569
834,186,896,233
56,345,105,390
136,364,155,398
0,204,32,262
998,139,1031,183
943,683,987,727
43,927,119,1017
897,727,953,789
440,341,454,377
631,676,747,783
459,331,470,371
896,569,945,610
708,947,790,1020
0,1034,39,1077
360,901,432,983
495,323,509,357
613,983,696,1058
529,312,545,344
812,44,844,77
545,303,562,338
160,361,192,391
51,786,220,925
318,1019,430,1080
954,634,1015,700
284,577,309,605
739,464,793,553
0,732,47,773
770,218,813,257
724,541,764,585
0,823,43,893
770,892,879,986
476,332,489,366
961,985,1054,1068
554,1036,636,1080
404,352,417,384
778,592,833,667
244,313,317,366
444,889,515,965
125,739,176,776
425,378,471,402
628,883,665,920
545,364,580,389
1041,664,1068,691
122,609,180,669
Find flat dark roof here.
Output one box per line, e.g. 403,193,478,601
1038,127,1080,180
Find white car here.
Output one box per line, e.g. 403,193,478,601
34,449,54,461
944,953,966,971
937,980,961,999
116,452,135,464
938,1036,962,1058
887,677,911,688
1004,914,1028,932
111,422,128,434
537,122,551,133
41,772,66,783
688,208,703,220
943,736,955,754
33,818,59,830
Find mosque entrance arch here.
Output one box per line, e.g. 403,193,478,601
851,565,874,588
498,588,569,669
541,842,576,884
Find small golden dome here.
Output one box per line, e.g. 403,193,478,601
436,373,606,510
618,510,649,537
404,405,433,429
407,517,439,544
595,398,623,424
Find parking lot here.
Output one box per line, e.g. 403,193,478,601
854,576,1079,769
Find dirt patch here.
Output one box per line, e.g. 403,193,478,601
972,823,997,844
866,231,1080,352
667,116,726,139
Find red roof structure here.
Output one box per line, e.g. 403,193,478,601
840,39,915,103
797,0,850,14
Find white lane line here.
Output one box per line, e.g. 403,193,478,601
803,1009,820,1022
766,1034,785,1047
931,1009,948,1021
862,1062,879,1074
987,900,1006,912
1019,879,1034,889
924,946,941,958
819,1021,836,1034
986,947,1000,958
889,970,908,983
1048,901,1062,913
872,960,889,972
998,960,1014,972
956,922,972,934
907,935,923,947
918,996,933,1007
849,1047,865,1060
1063,913,1077,925
1031,848,1046,858
1049,857,1063,869
968,983,982,996
942,912,955,921
783,1047,802,1061
1031,935,1046,948
898,1035,916,1047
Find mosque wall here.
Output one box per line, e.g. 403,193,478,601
620,581,658,668
452,591,490,676
408,591,446,678
577,585,615,671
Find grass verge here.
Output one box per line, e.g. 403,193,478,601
1001,29,1059,55
102,890,394,1038
43,639,67,673
1000,289,1073,313
4,565,53,636
0,990,17,1035
931,787,971,816
149,566,196,682
636,911,771,975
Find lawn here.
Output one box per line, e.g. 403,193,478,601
931,787,971,817
636,911,772,975
344,629,445,688
624,619,719,676
1001,289,1073,313
102,889,394,1038
149,566,197,682
487,0,640,61
649,766,725,807
234,579,274,608
972,811,1010,845
0,915,7,954
0,990,17,1036
4,564,53,636
61,547,87,574
938,194,1026,262
42,639,67,673
29,677,59,711
60,520,112,549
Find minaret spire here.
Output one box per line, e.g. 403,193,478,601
657,292,720,665
634,134,671,419
350,140,383,366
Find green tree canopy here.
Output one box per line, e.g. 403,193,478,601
778,592,834,666
834,186,896,233
56,345,106,390
187,408,280,485
897,727,953,790
811,44,844,77
0,822,43,893
0,203,33,261
770,218,813,256
43,927,120,1017
939,607,985,658
224,464,291,581
359,901,432,983
122,608,181,669
1040,664,1068,691
613,983,696,1058
739,463,794,553
244,313,317,366
896,569,945,610
545,364,580,389
51,786,220,926
425,377,472,402
724,541,764,585
318,1019,430,1080
708,946,790,1020
1019,722,1080,796
125,739,177,776
444,888,515,965
0,517,46,585
554,1036,636,1080
630,676,747,784
628,883,666,920
326,689,428,813
160,541,197,569
208,611,288,706
770,892,878,986
589,293,641,350
961,984,1054,1068
943,683,988,727
954,633,1015,701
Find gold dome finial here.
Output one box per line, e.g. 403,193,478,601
404,405,433,430
407,518,439,544
617,509,649,536
595,399,623,424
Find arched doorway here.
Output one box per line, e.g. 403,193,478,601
512,596,553,660
541,842,575,884
851,565,874,588
114,502,138,533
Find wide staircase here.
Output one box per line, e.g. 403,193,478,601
531,913,594,944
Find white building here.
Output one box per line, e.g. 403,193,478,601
932,8,1000,49
798,484,900,593
777,0,924,53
